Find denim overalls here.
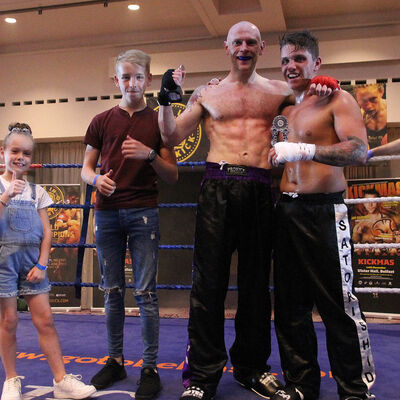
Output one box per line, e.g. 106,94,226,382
0,180,50,297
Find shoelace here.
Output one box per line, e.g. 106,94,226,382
3,376,24,392
5,376,24,383
63,374,85,386
65,374,83,380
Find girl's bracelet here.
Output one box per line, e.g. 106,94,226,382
35,263,48,271
0,198,8,207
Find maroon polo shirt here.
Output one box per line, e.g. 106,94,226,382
84,106,161,210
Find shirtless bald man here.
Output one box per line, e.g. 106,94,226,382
158,21,291,400
158,21,336,400
268,30,376,400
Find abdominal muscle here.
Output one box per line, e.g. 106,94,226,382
204,117,272,169
281,162,347,194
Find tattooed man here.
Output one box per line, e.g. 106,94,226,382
268,31,375,400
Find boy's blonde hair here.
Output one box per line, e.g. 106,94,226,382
115,49,151,75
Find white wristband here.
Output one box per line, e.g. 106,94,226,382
274,142,316,164
297,142,316,161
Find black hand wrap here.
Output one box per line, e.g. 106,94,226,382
158,69,182,106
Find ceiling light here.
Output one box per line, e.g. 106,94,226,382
5,17,17,23
128,4,140,11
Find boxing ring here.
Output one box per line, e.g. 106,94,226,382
0,159,399,399
25,159,400,306
28,161,201,299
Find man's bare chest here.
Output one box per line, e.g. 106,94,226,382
287,104,334,143
202,89,284,121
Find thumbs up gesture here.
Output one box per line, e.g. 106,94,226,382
6,170,26,199
94,169,116,197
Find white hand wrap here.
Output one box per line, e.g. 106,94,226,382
274,142,316,164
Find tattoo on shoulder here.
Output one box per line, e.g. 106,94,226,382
186,86,206,110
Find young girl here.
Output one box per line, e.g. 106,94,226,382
0,123,96,400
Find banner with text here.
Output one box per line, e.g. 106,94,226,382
347,178,400,314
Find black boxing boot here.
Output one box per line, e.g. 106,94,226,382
234,369,284,399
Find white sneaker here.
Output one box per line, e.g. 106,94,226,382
1,376,23,400
53,374,96,399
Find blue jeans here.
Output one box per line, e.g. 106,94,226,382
95,208,160,368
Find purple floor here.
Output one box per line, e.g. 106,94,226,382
0,313,398,399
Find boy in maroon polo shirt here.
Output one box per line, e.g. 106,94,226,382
81,49,178,400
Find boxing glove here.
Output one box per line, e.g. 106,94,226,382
311,75,340,91
158,69,182,106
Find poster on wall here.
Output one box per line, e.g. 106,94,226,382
347,178,400,314
43,184,82,308
344,83,387,149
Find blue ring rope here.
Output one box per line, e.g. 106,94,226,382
24,163,202,297
52,243,194,249
33,161,206,168
49,203,197,209
49,282,245,291
49,282,274,292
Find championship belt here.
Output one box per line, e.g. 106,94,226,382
271,115,289,145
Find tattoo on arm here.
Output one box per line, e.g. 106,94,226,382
314,136,367,166
186,86,206,111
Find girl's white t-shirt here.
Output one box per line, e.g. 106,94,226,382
0,176,53,210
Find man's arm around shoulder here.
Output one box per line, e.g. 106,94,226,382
276,80,296,111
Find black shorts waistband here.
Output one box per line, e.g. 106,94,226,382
280,191,345,204
203,162,272,185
